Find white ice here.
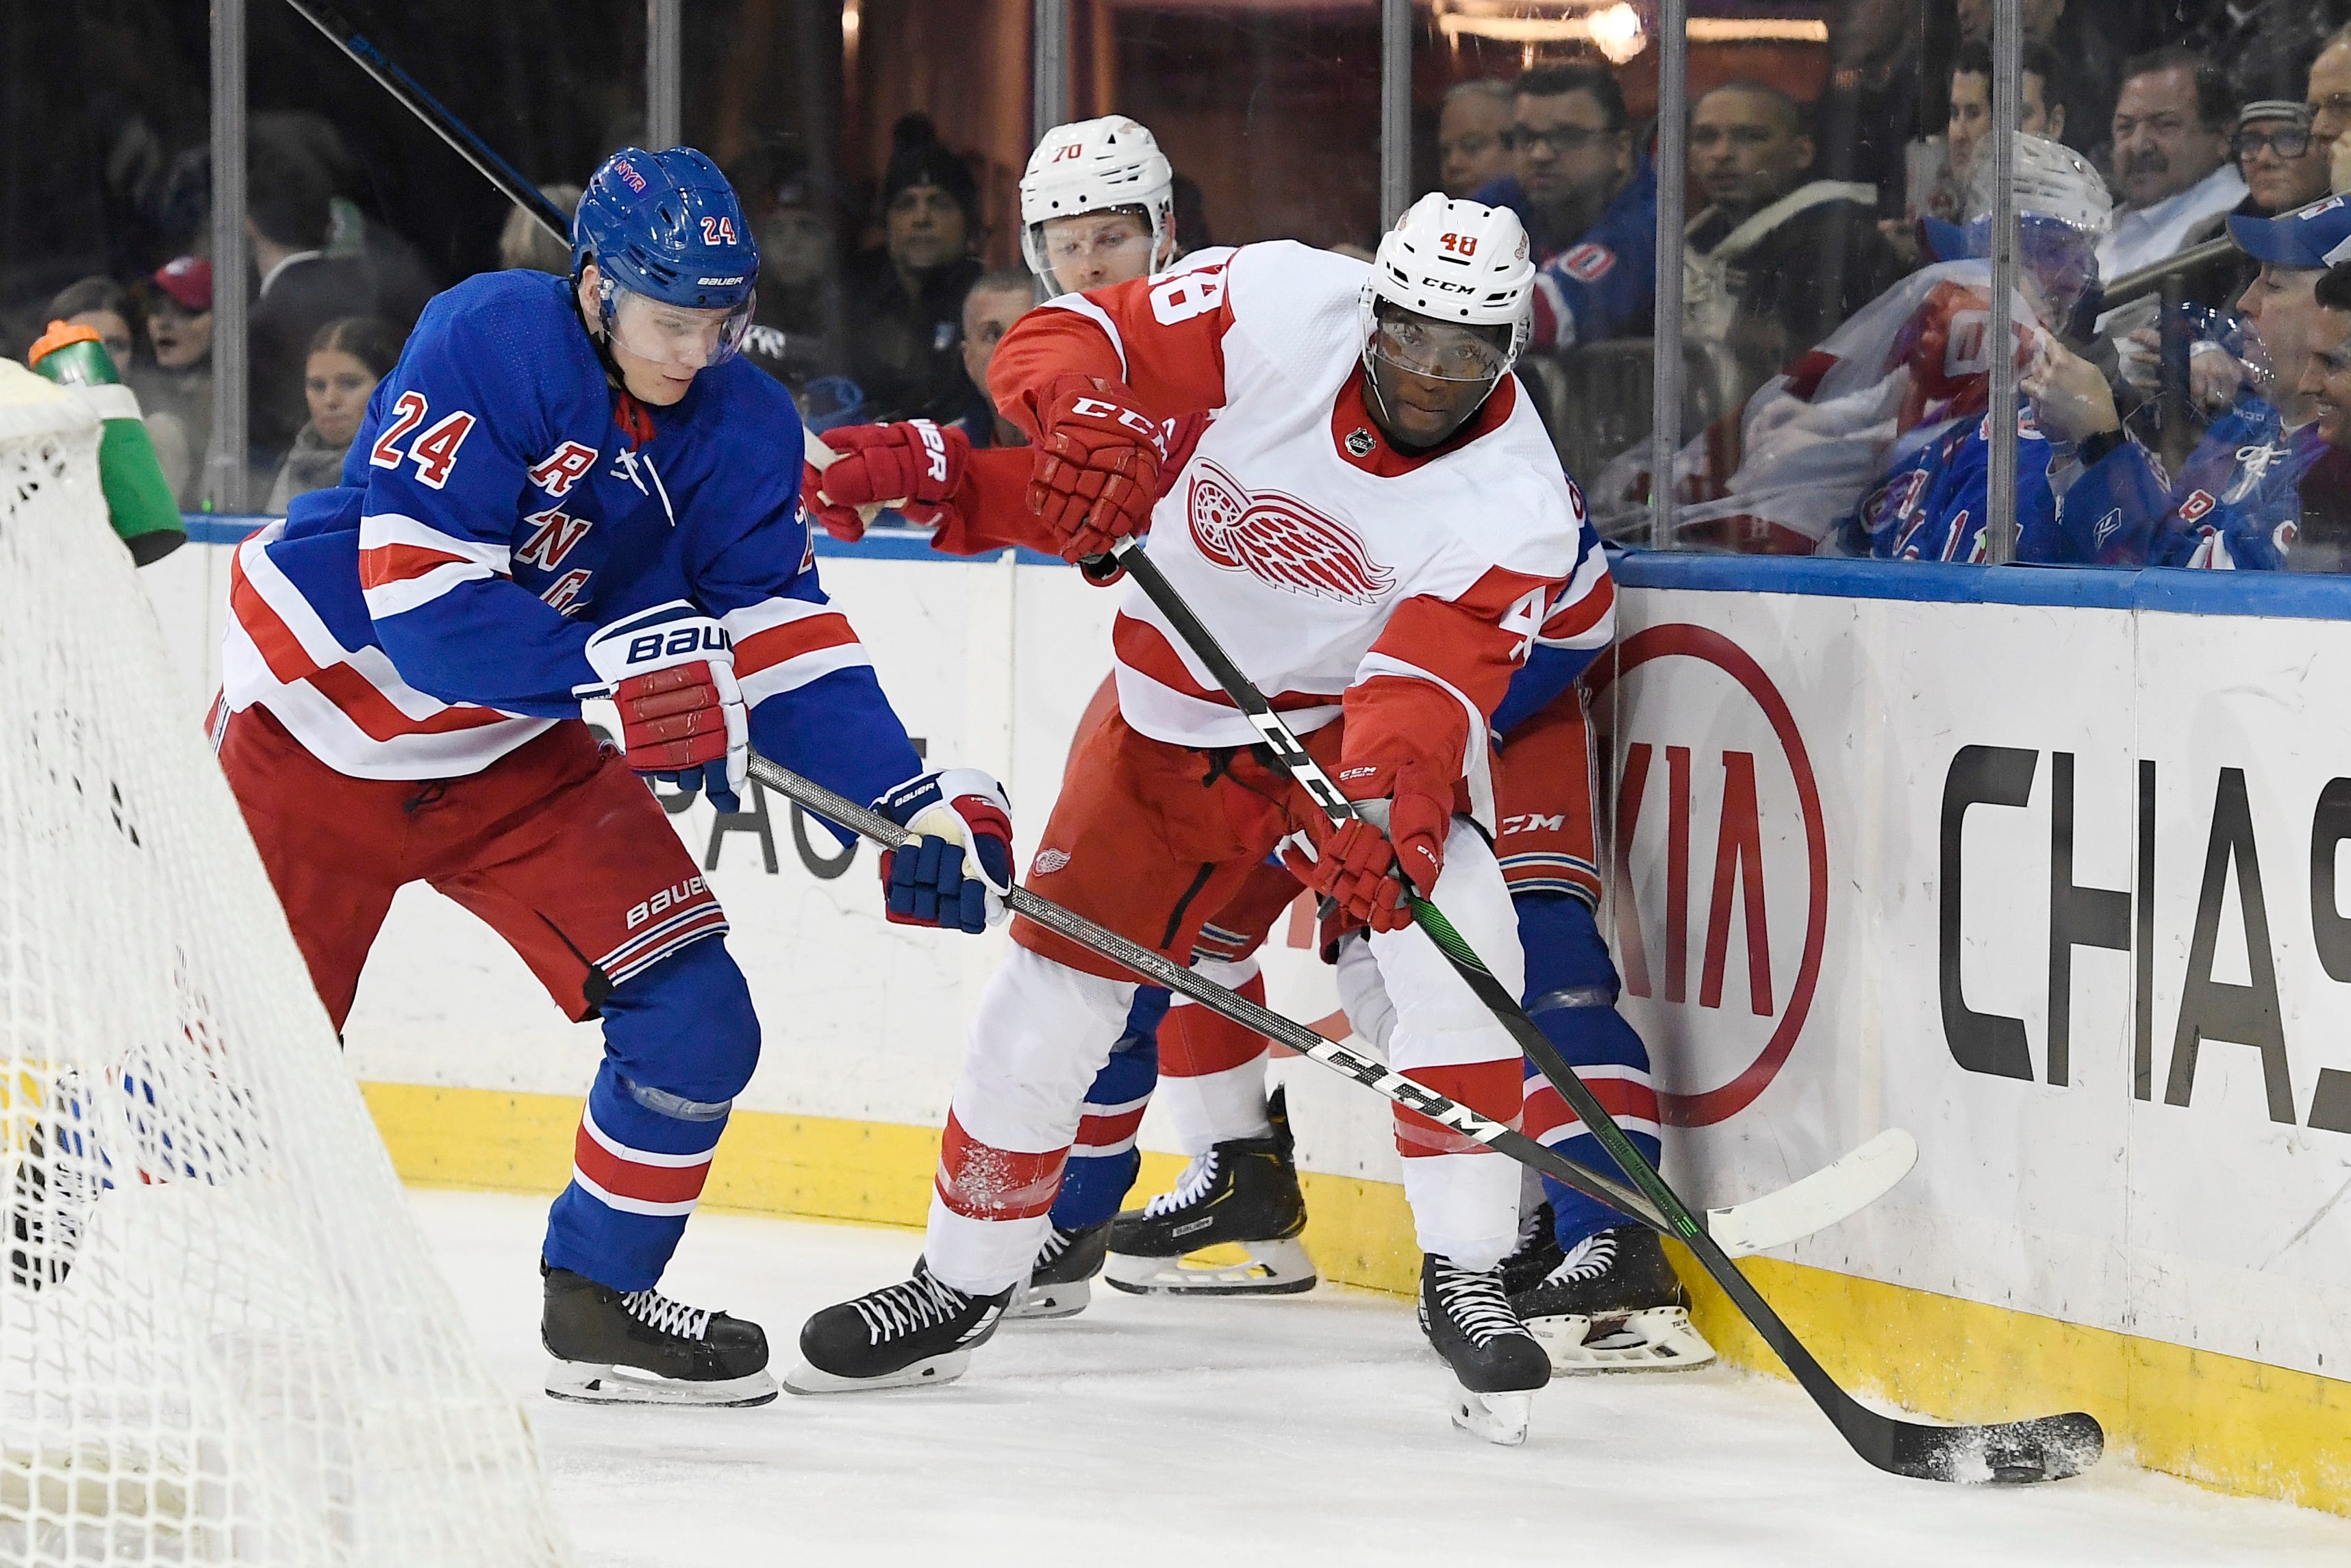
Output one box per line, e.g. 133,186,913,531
415,1188,2351,1568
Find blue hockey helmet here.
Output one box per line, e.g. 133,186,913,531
574,147,759,369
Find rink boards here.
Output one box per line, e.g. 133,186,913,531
144,527,2351,1514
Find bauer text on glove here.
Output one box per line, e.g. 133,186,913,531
802,419,970,542
873,768,1016,935
579,600,748,813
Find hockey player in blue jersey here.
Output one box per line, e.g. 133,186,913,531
2149,197,2351,569
214,147,1014,1407
1848,136,2170,566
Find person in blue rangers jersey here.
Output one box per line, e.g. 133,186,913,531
2148,197,2351,570
211,147,1016,1408
1840,136,2172,565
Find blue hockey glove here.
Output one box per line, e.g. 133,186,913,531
873,768,1015,935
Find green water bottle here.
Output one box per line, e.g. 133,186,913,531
27,320,186,565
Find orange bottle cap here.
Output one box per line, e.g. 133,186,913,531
27,319,101,369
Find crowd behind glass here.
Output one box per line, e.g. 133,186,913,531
12,0,2351,572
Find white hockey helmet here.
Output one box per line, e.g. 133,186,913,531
1359,192,1535,389
1019,116,1177,292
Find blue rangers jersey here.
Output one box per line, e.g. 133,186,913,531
1856,401,2170,566
1478,163,1659,352
2149,391,2319,570
222,269,922,806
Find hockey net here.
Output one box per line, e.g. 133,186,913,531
0,378,571,1563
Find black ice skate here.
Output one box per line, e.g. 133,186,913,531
541,1261,778,1406
1498,1199,1561,1297
6,1079,101,1293
1006,1218,1113,1322
1418,1254,1551,1445
1103,1085,1314,1297
784,1256,1011,1393
1509,1224,1715,1374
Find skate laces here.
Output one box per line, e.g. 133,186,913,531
619,1287,712,1341
851,1269,974,1344
1033,1226,1076,1267
1142,1151,1220,1217
1433,1261,1524,1345
1545,1230,1620,1287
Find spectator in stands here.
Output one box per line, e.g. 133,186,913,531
266,316,400,512
46,277,135,370
2163,102,2333,311
1938,42,2066,222
2307,24,2351,195
499,184,583,274
958,269,1035,448
2290,261,2351,569
250,112,437,333
731,148,851,395
1815,0,1927,214
1684,81,1907,407
1476,65,1639,264
134,257,213,508
1955,0,2126,170
843,116,986,427
2098,48,2244,284
1439,79,1516,199
2147,199,2345,569
247,138,380,463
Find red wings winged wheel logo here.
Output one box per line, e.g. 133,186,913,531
1186,460,1396,605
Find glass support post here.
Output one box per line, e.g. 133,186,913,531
1648,0,1687,551
207,0,251,512
1986,0,2022,562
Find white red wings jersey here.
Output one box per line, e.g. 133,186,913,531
990,240,1598,824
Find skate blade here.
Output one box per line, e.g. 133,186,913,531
1450,1389,1533,1446
544,1359,779,1408
779,1348,972,1395
1525,1306,1718,1374
1005,1277,1091,1322
1103,1237,1316,1297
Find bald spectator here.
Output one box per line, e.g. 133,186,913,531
2098,47,2244,282
1439,79,1515,199
1683,81,1906,403
1474,65,1642,265
957,269,1035,448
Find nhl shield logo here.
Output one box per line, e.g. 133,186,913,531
1345,427,1376,457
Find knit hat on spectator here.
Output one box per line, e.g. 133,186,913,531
2228,194,2351,268
151,257,213,312
2237,101,2313,132
880,116,979,227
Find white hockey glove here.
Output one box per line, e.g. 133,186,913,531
872,768,1016,935
579,600,748,813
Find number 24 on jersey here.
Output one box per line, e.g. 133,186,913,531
368,392,477,492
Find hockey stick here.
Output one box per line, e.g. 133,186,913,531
278,4,2020,1469
747,751,1909,1261
1100,538,2102,1485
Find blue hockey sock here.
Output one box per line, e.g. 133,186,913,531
544,938,758,1291
1048,989,1166,1233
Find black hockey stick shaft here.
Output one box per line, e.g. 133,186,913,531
1106,538,2102,1484
742,753,1674,1233
279,0,573,249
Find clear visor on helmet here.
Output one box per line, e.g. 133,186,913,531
602,281,756,370
1366,307,1511,385
1029,208,1158,293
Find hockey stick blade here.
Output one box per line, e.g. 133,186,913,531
1106,540,2104,1484
1705,1128,1915,1259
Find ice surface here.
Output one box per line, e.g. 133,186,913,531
414,1189,2351,1568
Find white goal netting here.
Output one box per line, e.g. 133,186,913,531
0,377,572,1564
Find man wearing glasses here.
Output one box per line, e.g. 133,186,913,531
1470,66,1657,353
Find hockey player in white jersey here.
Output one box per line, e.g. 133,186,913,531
791,195,1585,1442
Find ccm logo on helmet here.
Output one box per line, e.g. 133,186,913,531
624,626,731,666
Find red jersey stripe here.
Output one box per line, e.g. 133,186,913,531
734,613,861,677
571,1124,713,1206
934,1111,1068,1222
357,541,477,590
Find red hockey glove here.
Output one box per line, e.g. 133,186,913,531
803,420,970,542
1280,759,1453,933
1029,373,1164,565
580,600,747,813
872,768,1016,935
